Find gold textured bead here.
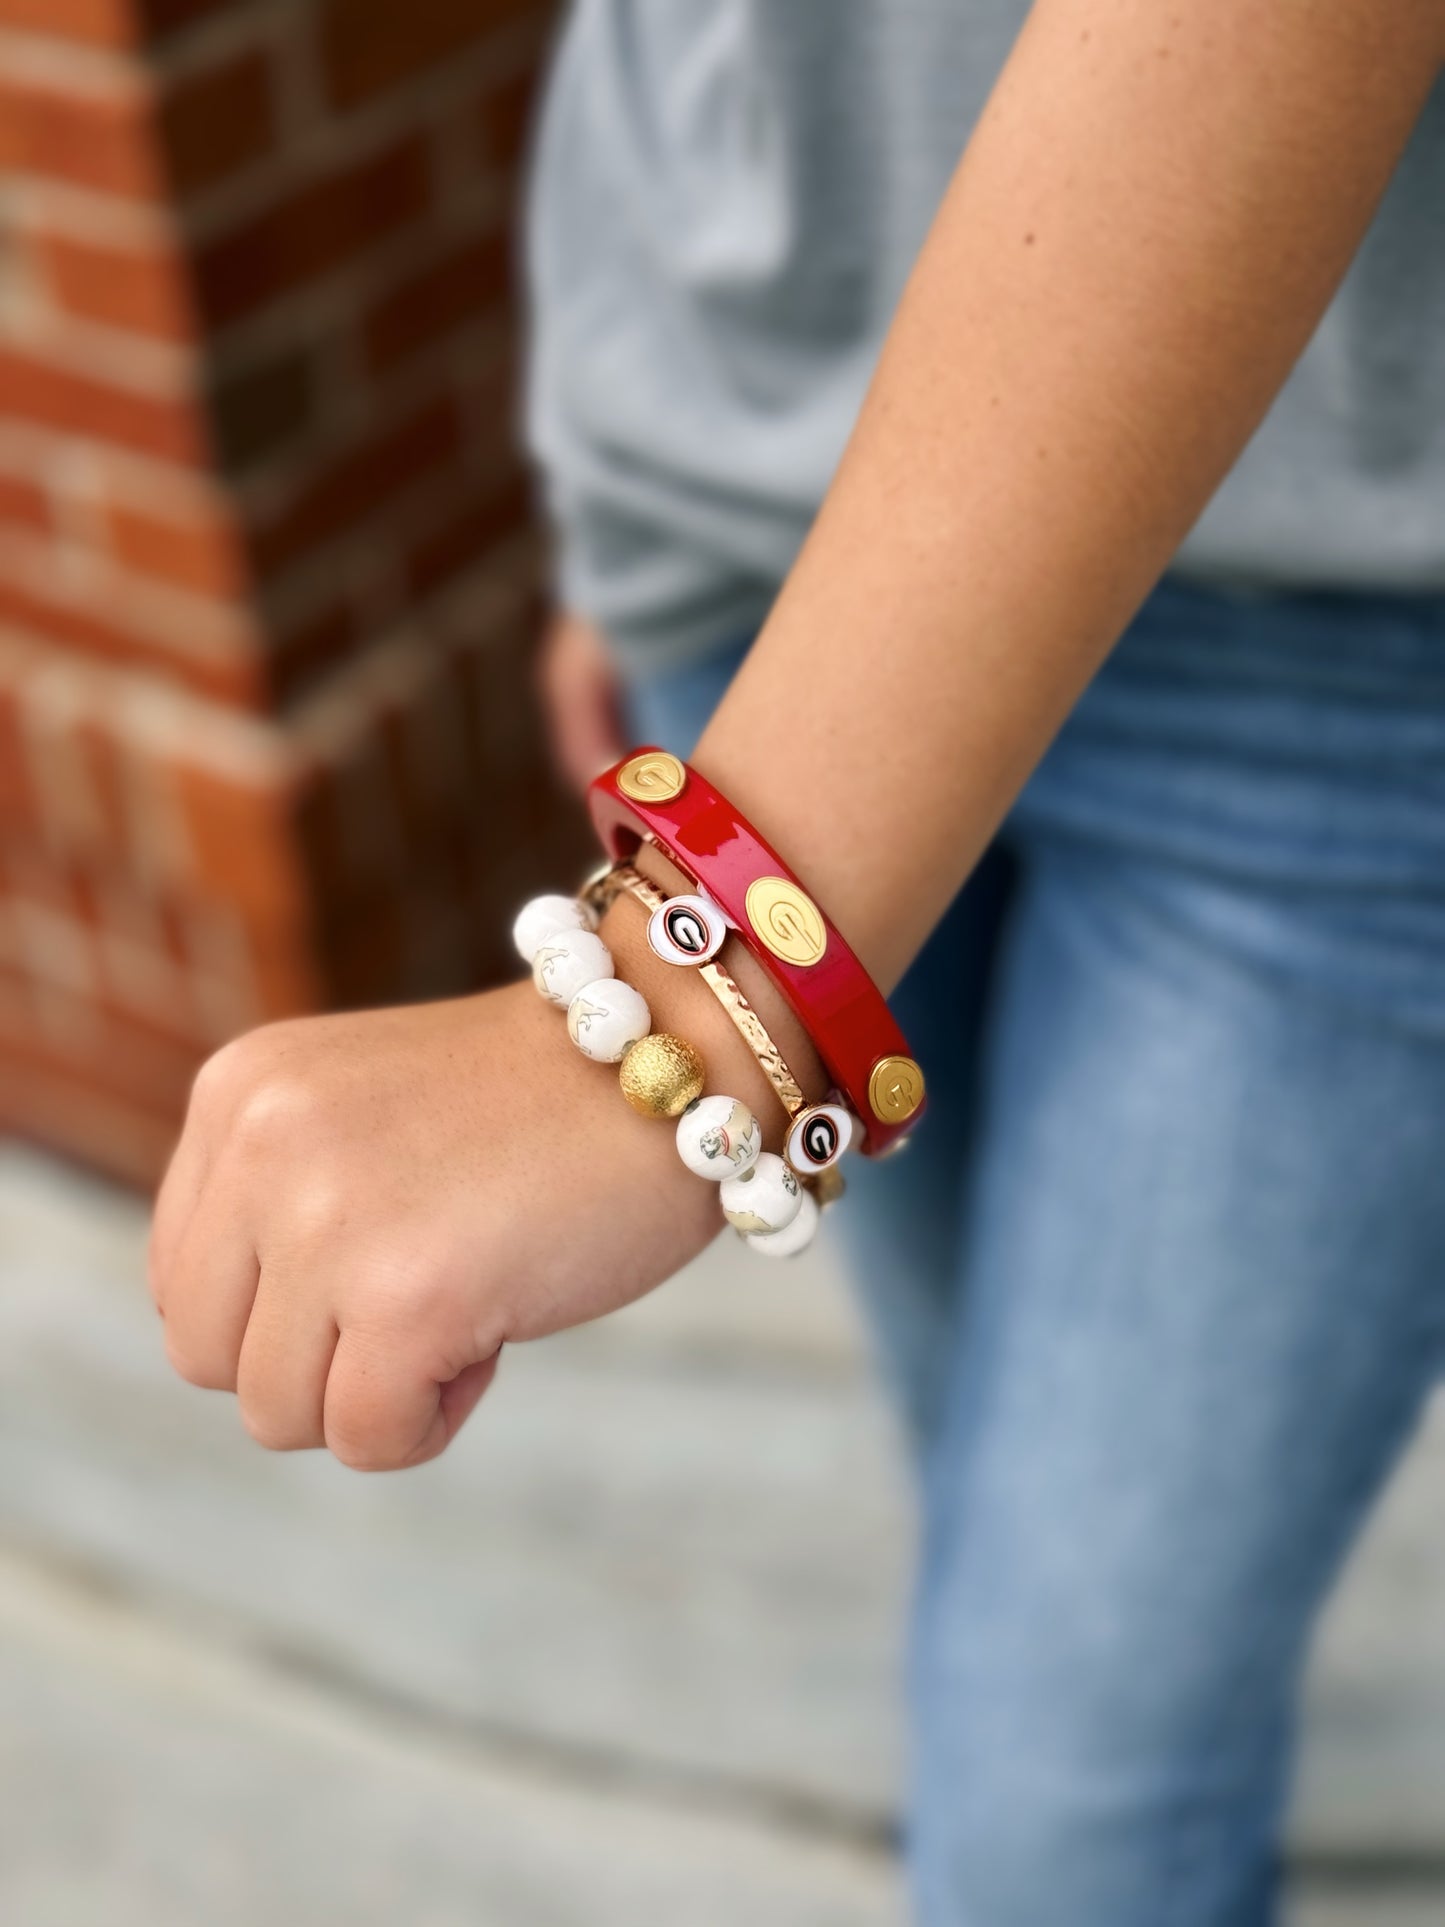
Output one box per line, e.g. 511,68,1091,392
618,1032,706,1118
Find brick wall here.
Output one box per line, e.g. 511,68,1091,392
0,0,585,1187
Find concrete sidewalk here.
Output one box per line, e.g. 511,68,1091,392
2,1144,1443,1924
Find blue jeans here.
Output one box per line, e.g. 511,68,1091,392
623,576,1445,1927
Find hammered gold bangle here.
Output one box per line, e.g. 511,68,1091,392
588,860,809,1125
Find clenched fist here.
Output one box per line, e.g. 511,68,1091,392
149,979,720,1471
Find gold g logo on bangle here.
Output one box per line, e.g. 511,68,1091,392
745,876,828,967
618,751,686,803
868,1054,926,1124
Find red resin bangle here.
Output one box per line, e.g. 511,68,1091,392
588,748,925,1156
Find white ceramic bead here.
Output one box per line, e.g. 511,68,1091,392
512,893,596,964
784,1102,855,1176
532,929,614,1008
567,977,651,1064
674,1093,762,1181
745,1187,819,1259
720,1151,802,1236
646,892,728,966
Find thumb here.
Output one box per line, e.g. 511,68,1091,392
323,1331,500,1472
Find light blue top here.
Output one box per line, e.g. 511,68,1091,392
527,1,1445,665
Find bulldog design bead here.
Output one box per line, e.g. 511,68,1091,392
532,929,614,1008
513,893,596,963
567,978,651,1064
646,893,728,966
784,1102,854,1176
720,1152,802,1236
746,1187,820,1259
675,1094,762,1181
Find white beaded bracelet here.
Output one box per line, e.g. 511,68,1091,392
514,890,821,1257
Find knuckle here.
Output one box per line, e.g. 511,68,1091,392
188,1039,238,1110
328,1431,404,1475
240,1406,314,1454
283,1169,351,1247
338,1249,453,1338
191,1029,270,1110
196,1020,317,1124
164,1328,234,1392
231,1069,322,1157
390,1262,454,1334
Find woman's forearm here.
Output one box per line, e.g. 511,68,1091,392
696,0,1445,992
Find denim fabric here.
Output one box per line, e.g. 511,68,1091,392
622,576,1445,1927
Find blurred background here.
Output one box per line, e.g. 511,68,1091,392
0,2,1443,1922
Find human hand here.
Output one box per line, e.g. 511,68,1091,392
149,977,720,1471
537,608,627,796
150,832,828,1473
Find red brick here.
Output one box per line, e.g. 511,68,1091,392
460,327,521,443
0,573,261,705
235,899,324,1017
194,136,433,329
362,229,510,373
0,686,39,834
139,0,247,39
267,596,359,705
0,1045,182,1189
405,466,530,595
475,65,539,173
0,349,210,465
249,395,462,577
290,770,343,885
250,952,323,1018
379,698,463,852
0,0,139,48
0,1006,202,1143
35,229,197,341
159,45,276,196
2,841,73,916
322,889,406,1006
208,345,316,472
0,23,269,197
105,495,250,599
92,975,215,1054
72,720,132,866
0,474,52,536
319,0,537,110
152,893,189,966
0,0,238,50
0,76,164,199
176,761,307,917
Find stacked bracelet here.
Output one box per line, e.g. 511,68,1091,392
512,891,820,1259
588,858,854,1204
513,748,921,1261
588,749,925,1156
587,861,810,1123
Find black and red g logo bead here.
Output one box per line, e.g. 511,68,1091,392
647,893,727,966
785,1103,854,1174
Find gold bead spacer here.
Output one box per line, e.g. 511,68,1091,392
868,1054,926,1124
618,1032,706,1118
744,875,828,968
617,751,687,804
